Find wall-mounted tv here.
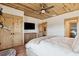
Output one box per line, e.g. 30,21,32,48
24,22,35,30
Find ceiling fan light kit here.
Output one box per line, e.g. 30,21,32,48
41,9,46,13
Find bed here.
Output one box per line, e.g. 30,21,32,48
25,35,79,56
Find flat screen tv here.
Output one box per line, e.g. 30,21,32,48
24,22,35,30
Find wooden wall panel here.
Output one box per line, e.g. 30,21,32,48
13,16,24,46
0,13,24,50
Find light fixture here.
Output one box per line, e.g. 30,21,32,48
0,7,4,28
41,9,46,14
0,22,3,28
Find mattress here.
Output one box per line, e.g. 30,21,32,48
26,36,79,56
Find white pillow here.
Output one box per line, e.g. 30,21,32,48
72,35,79,52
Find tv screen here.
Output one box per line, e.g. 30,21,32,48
24,22,35,30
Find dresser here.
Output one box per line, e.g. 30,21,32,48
24,33,37,43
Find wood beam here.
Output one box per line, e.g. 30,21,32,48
63,3,72,12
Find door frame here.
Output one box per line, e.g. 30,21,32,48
64,17,78,37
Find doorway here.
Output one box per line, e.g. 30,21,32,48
38,22,47,37
65,17,78,38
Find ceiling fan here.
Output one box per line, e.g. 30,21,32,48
34,3,54,14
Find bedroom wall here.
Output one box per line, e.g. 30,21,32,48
24,16,40,33
45,10,79,36
0,4,24,16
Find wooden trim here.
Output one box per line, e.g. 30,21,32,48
1,3,79,19
64,17,78,37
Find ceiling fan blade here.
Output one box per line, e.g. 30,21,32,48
45,10,50,13
40,3,46,9
40,3,42,8
33,10,41,14
45,6,54,10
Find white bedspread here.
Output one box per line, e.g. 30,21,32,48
26,36,79,56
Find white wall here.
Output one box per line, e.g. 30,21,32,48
45,10,79,36
24,16,40,33
0,4,24,16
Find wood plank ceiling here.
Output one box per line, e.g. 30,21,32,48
1,3,79,19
